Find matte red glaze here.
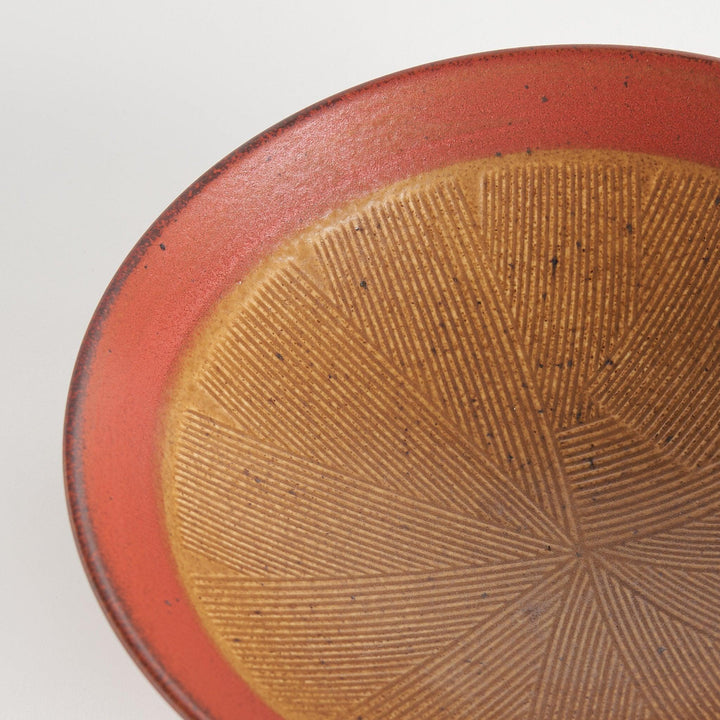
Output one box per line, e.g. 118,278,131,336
65,46,720,719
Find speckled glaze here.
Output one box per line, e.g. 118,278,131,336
66,46,720,720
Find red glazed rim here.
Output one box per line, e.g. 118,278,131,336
64,45,720,719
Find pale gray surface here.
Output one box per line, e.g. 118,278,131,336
2,1,720,717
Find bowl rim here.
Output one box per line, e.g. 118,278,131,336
64,44,720,720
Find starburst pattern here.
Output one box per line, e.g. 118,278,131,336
164,150,720,720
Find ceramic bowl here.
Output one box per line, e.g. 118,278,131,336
66,46,720,720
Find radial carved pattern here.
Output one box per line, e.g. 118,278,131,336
163,150,720,720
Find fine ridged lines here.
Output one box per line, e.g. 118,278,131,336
597,552,720,640
314,178,579,540
420,184,547,492
194,562,562,720
225,301,418,494
221,281,474,512
193,558,560,610
368,199,478,434
393,190,498,443
194,560,557,644
558,414,720,544
178,427,498,577
176,410,559,571
588,168,720,466
370,196,482,438
164,150,720,720
411,183,549,500
256,268,480,510
323,224,388,352
638,167,717,303
201,346,313,461
478,156,640,432
257,267,481,496
606,512,720,570
530,564,650,720
176,427,434,577
590,561,720,719
179,411,537,561
175,465,390,577
351,564,571,720
318,219,439,422
427,179,580,539
256,261,569,542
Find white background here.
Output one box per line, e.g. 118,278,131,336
2,1,720,717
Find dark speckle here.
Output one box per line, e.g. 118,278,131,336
605,358,615,366
715,196,720,207
526,147,532,155
495,151,502,157
524,84,529,89
541,96,548,103
626,223,633,233
550,256,559,274
658,646,666,655
359,279,368,288
275,352,284,361
159,243,166,251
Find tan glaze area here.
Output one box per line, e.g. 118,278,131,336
163,150,720,720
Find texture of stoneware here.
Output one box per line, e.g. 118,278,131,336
66,47,720,719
